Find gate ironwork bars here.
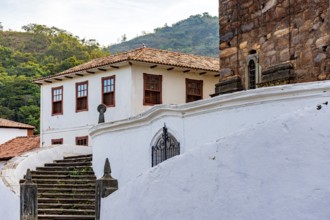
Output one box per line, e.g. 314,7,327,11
152,124,180,167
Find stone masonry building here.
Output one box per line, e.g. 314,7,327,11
214,0,330,95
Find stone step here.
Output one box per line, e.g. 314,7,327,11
38,214,95,220
63,154,92,160
38,193,95,199
44,161,92,167
36,166,94,172
38,208,95,215
38,198,95,204
36,183,95,189
24,179,96,185
54,157,92,163
38,203,95,210
38,188,95,194
31,170,95,175
28,174,96,180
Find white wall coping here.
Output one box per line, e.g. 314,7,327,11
0,145,92,195
90,80,330,137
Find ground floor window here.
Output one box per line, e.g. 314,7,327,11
51,138,63,145
76,136,88,146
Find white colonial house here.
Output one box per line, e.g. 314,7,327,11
34,47,219,147
0,118,35,145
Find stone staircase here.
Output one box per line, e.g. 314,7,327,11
22,154,96,220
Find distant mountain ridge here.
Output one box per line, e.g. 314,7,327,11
107,13,219,58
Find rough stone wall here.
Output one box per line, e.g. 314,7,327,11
218,0,330,92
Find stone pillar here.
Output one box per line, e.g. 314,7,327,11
95,158,118,220
20,169,37,220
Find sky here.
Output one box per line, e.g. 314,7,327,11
0,0,218,46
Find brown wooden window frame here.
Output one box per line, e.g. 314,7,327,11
76,81,88,112
102,76,116,107
52,86,63,116
51,138,63,145
186,78,203,103
143,73,162,106
76,136,88,146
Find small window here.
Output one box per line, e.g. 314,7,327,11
76,81,88,112
248,60,256,89
51,138,63,145
102,76,115,107
76,136,88,146
186,79,203,103
144,73,162,105
52,86,63,115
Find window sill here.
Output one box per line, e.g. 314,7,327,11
52,113,63,116
76,109,88,113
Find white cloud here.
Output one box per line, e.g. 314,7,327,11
0,0,218,46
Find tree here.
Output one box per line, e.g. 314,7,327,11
121,34,127,42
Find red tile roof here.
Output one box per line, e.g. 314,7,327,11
0,118,35,129
0,135,40,160
34,47,219,83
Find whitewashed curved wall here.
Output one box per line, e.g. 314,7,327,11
91,81,330,186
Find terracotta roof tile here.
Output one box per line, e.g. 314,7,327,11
0,118,35,129
0,135,40,160
34,47,219,82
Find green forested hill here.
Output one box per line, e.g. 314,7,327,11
0,24,109,132
107,13,219,57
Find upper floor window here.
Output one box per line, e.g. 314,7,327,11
76,81,88,112
186,79,203,103
76,136,88,146
144,73,162,105
102,76,115,107
186,79,203,102
52,86,63,115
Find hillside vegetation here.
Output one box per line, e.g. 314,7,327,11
108,13,219,57
0,24,109,132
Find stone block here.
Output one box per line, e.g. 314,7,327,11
241,22,254,33
214,75,243,95
280,48,290,62
219,68,234,78
314,53,327,63
274,28,290,38
220,47,238,58
315,35,330,49
240,41,248,49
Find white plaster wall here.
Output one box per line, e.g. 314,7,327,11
91,81,330,186
131,64,218,115
101,104,330,220
40,66,133,146
0,161,19,219
0,179,19,219
0,128,28,144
